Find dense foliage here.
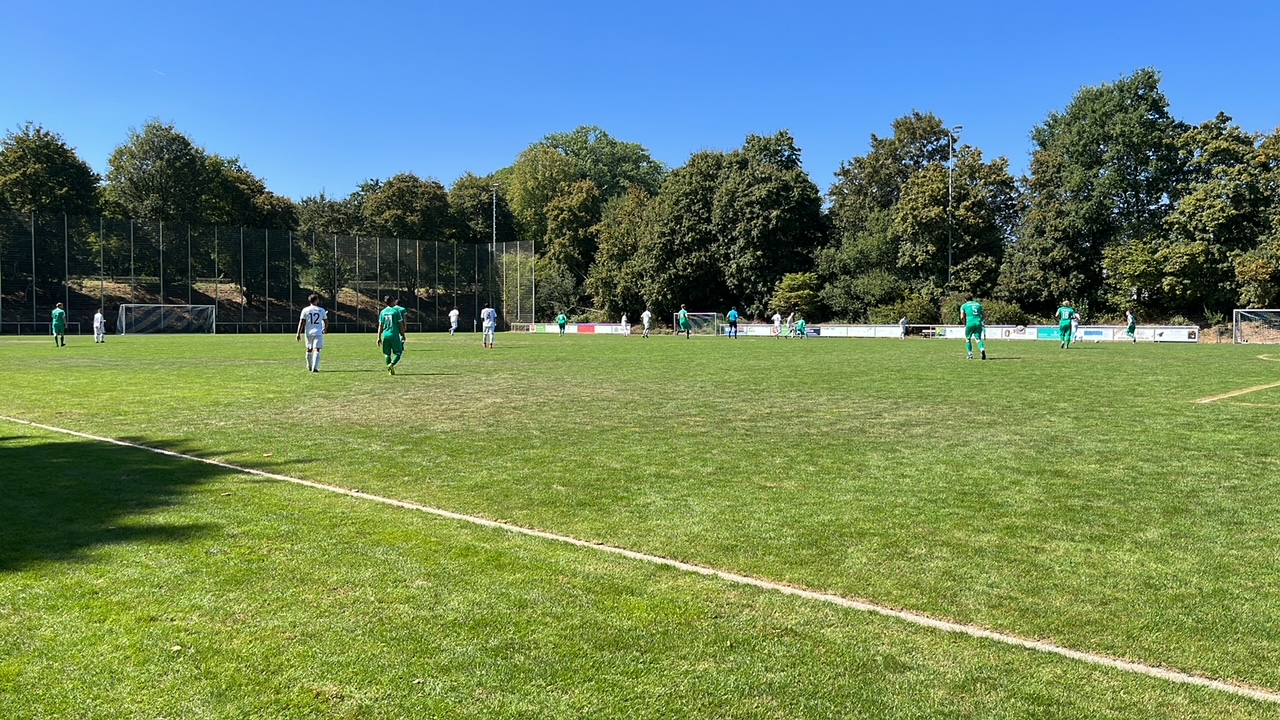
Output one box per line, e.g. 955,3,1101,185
4,70,1279,322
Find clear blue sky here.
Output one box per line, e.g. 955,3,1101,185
3,0,1278,201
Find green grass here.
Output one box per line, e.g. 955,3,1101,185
2,332,1280,718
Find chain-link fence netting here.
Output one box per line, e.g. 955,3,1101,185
0,213,535,334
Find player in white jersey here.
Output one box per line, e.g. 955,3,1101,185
621,313,630,336
640,308,652,338
295,293,329,372
93,308,106,343
771,311,782,338
448,307,460,336
480,302,497,348
1071,312,1082,344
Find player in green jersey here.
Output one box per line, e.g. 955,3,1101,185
376,295,406,374
960,294,986,360
678,304,691,338
556,312,567,336
1055,301,1076,348
392,298,407,342
795,316,807,338
1125,309,1137,343
51,302,67,347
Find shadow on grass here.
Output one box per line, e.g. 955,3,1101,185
0,433,241,572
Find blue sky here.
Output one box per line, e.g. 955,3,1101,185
2,0,1278,201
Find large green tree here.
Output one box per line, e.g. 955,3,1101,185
362,173,450,243
447,173,515,246
822,113,1016,320
1000,69,1184,315
533,126,666,199
586,187,654,318
713,131,826,315
0,122,100,215
103,120,208,224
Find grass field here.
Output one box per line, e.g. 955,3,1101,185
3,330,1280,718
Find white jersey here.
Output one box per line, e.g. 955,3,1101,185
93,312,105,330
621,314,628,325
300,305,327,335
771,313,781,326
641,310,652,328
448,309,460,325
481,307,496,328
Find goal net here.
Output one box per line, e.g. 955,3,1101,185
1233,309,1280,344
117,304,217,335
672,312,724,335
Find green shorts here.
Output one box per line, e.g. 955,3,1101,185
52,324,66,335
381,331,403,355
965,323,983,339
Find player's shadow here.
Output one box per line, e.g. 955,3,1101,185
983,357,1022,361
0,433,232,572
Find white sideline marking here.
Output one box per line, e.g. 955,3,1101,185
3,414,1279,706
1194,380,1280,404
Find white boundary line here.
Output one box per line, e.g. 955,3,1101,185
3,413,1279,706
1193,356,1280,403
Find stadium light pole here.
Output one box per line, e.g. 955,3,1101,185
947,125,963,287
491,184,498,318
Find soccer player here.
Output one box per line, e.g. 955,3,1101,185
393,297,407,342
295,293,328,372
51,302,67,347
726,307,739,339
784,312,795,338
899,315,908,340
960,294,986,360
481,302,497,348
640,308,652,338
621,312,630,336
678,304,691,338
556,311,568,336
771,311,782,338
448,307,460,336
1056,300,1076,349
1071,311,1083,344
376,295,405,374
1125,309,1137,343
795,315,807,338
93,307,106,343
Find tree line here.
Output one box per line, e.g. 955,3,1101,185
3,68,1278,325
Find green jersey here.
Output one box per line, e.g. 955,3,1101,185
1056,306,1075,325
51,308,67,328
556,313,567,325
678,309,689,327
960,301,983,326
796,319,807,332
393,304,406,324
379,307,400,336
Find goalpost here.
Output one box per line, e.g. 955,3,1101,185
672,312,724,336
117,304,217,335
1233,309,1280,344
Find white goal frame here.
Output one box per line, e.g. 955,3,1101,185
1233,309,1280,344
117,304,218,335
672,311,724,336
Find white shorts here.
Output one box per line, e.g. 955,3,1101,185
305,330,324,349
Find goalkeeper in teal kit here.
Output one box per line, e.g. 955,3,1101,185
960,294,986,360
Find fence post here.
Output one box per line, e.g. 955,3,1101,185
240,227,245,325
64,214,69,319
159,220,164,305
288,230,293,314
30,212,36,325
187,225,192,306
214,227,219,318
262,229,268,325
99,217,104,311
129,220,135,305
355,235,360,326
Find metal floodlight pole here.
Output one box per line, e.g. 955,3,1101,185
947,124,963,288
491,184,498,318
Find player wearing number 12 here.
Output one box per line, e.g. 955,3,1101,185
295,293,328,372
377,295,405,374
960,295,986,360
1056,301,1076,349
